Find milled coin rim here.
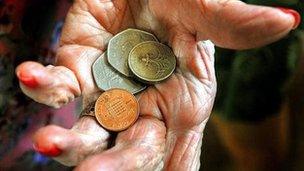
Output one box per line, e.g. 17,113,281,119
94,88,140,132
128,41,177,84
107,28,159,77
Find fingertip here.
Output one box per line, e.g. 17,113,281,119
33,142,62,157
17,70,39,88
276,7,301,30
33,125,68,157
16,61,45,74
16,61,46,88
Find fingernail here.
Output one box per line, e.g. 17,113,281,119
17,71,39,88
33,143,62,157
276,7,301,29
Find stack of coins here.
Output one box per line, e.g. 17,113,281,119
90,28,177,131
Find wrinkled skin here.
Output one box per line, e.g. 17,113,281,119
16,0,298,170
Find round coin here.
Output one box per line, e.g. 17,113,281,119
95,89,139,132
107,28,158,77
92,52,146,94
128,41,177,84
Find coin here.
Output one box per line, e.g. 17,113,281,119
128,41,177,84
108,28,158,77
94,88,139,132
92,52,146,94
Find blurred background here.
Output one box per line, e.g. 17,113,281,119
0,0,302,170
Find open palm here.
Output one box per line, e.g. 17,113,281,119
16,0,298,170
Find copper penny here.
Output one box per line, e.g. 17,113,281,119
94,88,139,132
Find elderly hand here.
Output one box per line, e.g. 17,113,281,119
16,0,299,170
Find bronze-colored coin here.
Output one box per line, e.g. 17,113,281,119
108,28,158,77
128,41,177,84
95,88,139,132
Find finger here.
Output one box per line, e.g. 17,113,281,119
75,117,166,171
56,45,103,106
196,0,301,49
16,61,81,108
33,117,110,166
56,0,134,103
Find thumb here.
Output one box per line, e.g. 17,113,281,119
197,0,301,49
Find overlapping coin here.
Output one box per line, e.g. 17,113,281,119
94,88,139,132
92,52,146,94
88,28,177,132
128,41,177,84
107,28,158,77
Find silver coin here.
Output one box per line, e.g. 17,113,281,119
92,52,146,94
107,28,158,77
